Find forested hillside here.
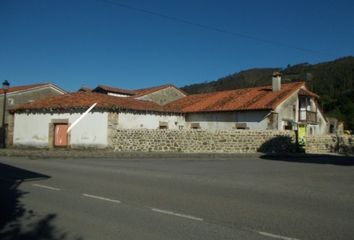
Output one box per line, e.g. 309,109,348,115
181,57,354,130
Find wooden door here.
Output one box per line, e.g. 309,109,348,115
54,123,68,147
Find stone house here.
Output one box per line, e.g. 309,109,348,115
0,83,66,126
9,76,327,148
166,73,327,135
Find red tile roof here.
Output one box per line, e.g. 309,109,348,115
78,87,92,92
12,92,169,113
298,88,319,98
0,83,54,95
165,82,307,112
93,84,186,98
93,85,136,95
13,81,316,114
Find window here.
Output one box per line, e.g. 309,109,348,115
235,122,249,129
7,98,14,105
159,121,168,129
190,123,200,129
309,127,314,136
283,120,292,130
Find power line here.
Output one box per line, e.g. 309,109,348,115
100,0,334,57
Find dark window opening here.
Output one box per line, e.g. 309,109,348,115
235,122,249,129
190,123,201,129
159,121,168,129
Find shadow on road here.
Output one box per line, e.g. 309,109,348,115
258,136,297,153
260,154,354,166
258,135,354,166
0,162,81,240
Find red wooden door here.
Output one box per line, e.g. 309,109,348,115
54,124,68,147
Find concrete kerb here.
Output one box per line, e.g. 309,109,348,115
0,149,265,160
0,148,351,160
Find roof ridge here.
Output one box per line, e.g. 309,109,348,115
12,91,170,113
134,84,174,91
0,83,65,95
186,81,305,96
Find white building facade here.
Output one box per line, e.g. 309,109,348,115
12,110,185,148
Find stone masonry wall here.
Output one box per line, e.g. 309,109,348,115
306,135,354,154
109,129,296,153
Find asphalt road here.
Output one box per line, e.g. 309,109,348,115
0,154,353,240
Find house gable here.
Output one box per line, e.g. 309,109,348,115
91,84,187,105
92,85,136,97
5,84,66,110
1,83,66,125
135,86,187,105
274,85,327,133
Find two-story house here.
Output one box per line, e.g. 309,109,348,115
166,72,327,135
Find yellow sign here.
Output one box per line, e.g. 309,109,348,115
298,124,306,148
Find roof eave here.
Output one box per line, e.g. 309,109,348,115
182,108,273,114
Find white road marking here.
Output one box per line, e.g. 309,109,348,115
32,184,61,191
151,208,203,221
82,193,121,204
255,231,300,240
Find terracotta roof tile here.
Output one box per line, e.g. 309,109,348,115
0,83,53,94
78,87,92,92
165,82,307,112
13,81,317,114
298,88,319,98
12,92,170,113
93,84,186,98
93,85,137,95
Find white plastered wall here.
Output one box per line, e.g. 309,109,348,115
275,91,298,130
274,87,328,135
118,111,185,129
307,103,328,136
185,111,269,130
13,112,108,148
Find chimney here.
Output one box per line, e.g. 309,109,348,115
272,72,281,92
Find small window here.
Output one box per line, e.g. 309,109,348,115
7,98,14,105
283,121,292,130
159,121,168,129
190,123,200,129
235,122,249,129
284,124,292,130
309,127,314,136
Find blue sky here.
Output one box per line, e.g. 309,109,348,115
1,0,354,91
